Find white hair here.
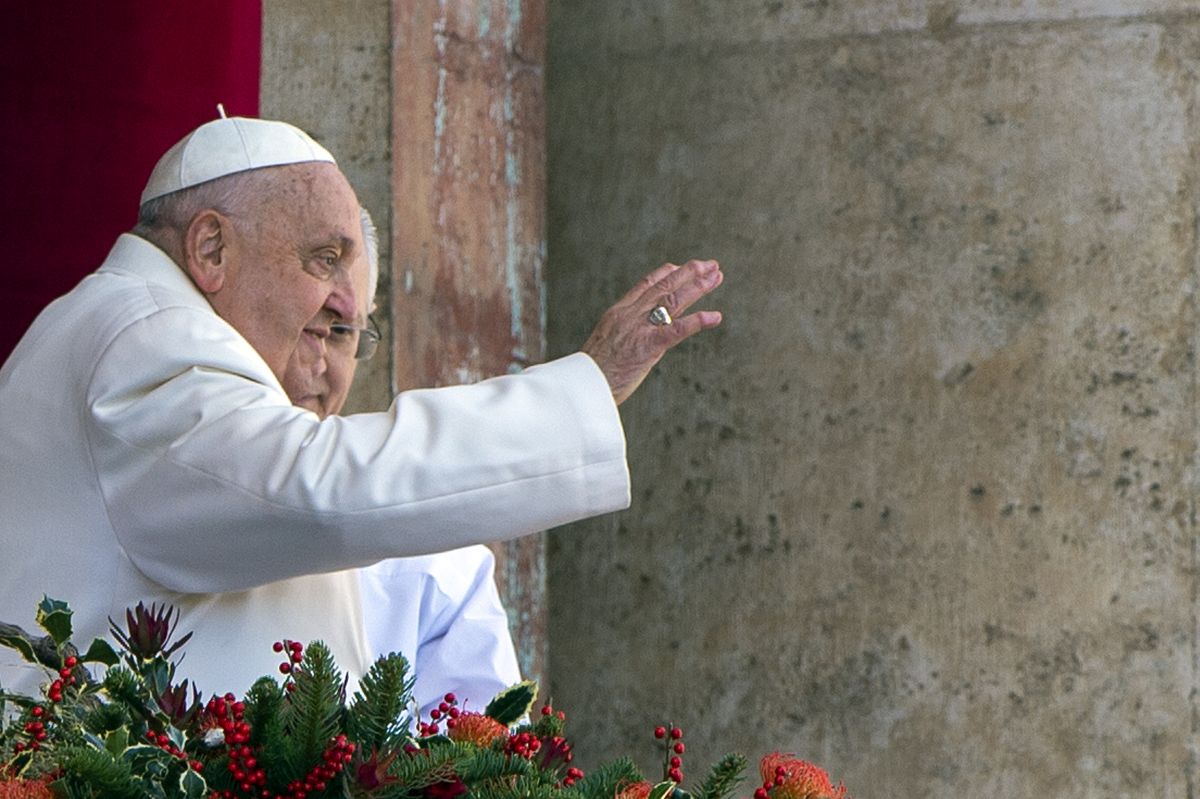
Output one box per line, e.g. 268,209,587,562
359,206,380,301
134,169,268,237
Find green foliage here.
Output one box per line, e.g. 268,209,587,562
484,680,538,725
80,638,120,668
0,624,41,667
571,755,644,799
0,597,850,799
54,745,142,799
36,596,73,647
346,651,414,752
649,781,678,799
692,753,747,799
102,666,147,712
380,739,472,790
279,641,342,780
242,675,288,790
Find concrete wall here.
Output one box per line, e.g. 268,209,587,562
546,3,1200,796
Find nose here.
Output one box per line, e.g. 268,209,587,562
324,270,360,323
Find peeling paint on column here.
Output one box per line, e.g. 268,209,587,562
392,0,548,689
504,0,525,367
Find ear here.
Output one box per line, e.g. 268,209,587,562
182,210,230,294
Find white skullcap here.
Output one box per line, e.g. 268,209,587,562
140,116,336,205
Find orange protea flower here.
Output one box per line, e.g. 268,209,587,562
447,712,508,747
759,753,848,799
614,780,654,799
0,776,55,799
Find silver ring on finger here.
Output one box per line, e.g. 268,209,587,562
648,305,672,326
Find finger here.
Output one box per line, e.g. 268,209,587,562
638,259,720,307
613,262,681,310
644,262,723,319
654,309,723,346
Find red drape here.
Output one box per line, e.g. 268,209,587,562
0,2,261,362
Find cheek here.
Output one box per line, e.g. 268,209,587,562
325,361,358,415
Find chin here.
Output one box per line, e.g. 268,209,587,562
297,397,327,418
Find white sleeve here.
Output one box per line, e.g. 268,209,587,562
361,547,522,720
86,305,629,593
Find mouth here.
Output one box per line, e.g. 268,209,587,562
296,394,324,415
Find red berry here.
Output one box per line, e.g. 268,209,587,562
654,726,667,738
273,642,284,653
674,742,685,754
444,692,456,703
670,756,682,768
669,768,683,783
541,705,553,716
279,663,291,674
670,727,683,739
755,789,770,799
64,656,78,668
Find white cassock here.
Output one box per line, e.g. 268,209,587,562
359,547,522,720
0,234,629,697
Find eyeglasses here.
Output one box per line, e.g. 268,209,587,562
329,315,382,360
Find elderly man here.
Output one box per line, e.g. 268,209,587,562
283,208,521,718
0,116,722,696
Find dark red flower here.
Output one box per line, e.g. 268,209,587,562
154,678,202,727
424,776,467,799
109,602,192,660
355,748,401,791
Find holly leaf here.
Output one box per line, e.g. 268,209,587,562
649,781,678,799
105,728,130,757
36,595,73,646
484,680,538,725
82,637,120,667
0,624,40,665
180,768,207,799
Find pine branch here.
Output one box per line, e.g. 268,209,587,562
470,774,566,799
346,652,414,752
455,746,536,785
692,753,748,799
243,676,290,792
83,700,130,736
279,642,343,780
378,740,476,790
570,756,644,799
55,746,143,799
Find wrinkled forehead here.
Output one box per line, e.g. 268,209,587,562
254,162,362,237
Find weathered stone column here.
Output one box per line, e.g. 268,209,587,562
391,0,549,687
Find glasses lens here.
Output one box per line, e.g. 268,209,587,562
356,317,381,360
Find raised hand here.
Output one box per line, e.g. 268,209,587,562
581,259,724,405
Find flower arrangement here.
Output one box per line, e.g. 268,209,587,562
0,597,848,799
